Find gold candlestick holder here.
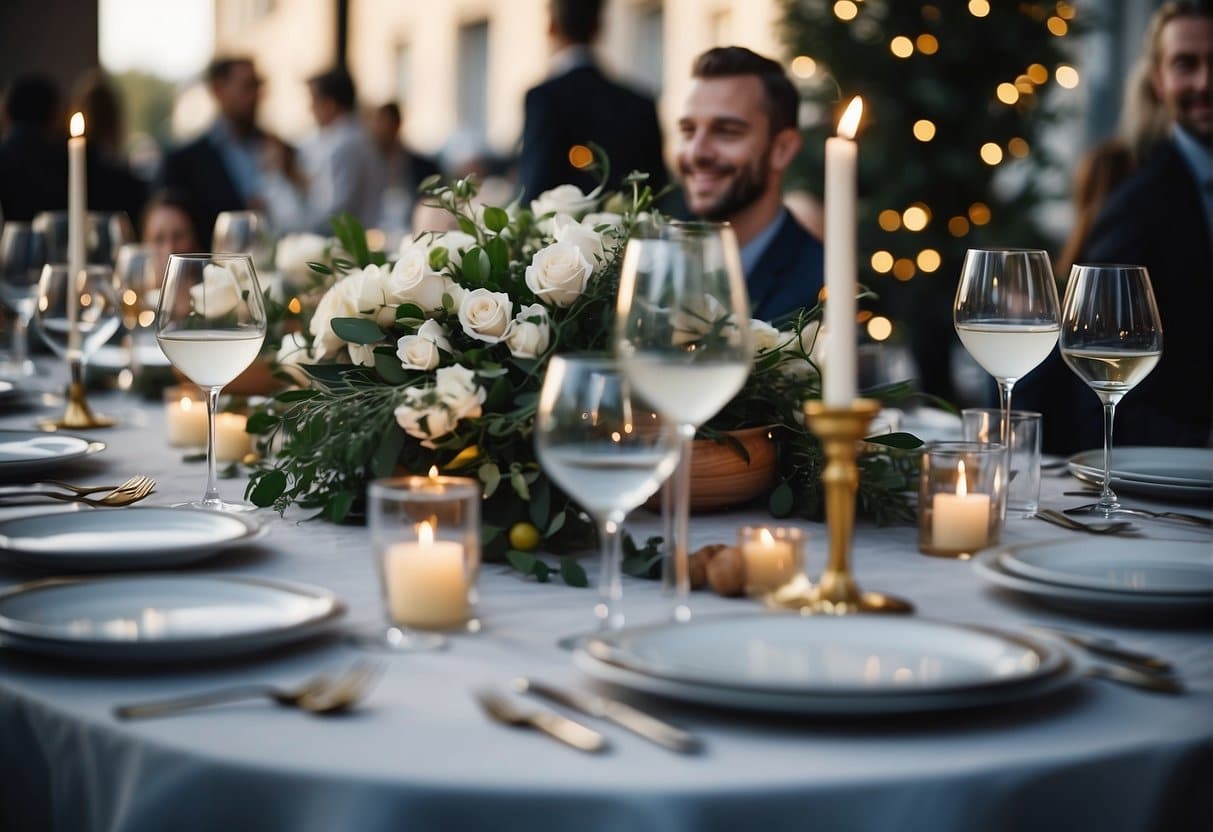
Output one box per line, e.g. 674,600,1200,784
38,361,114,431
768,398,913,615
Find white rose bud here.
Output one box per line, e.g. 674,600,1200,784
525,242,592,308
751,320,786,353
309,273,360,359
554,221,605,266
433,364,485,417
352,263,394,327
530,184,596,223
275,331,311,385
388,246,446,312
348,342,378,367
189,264,243,318
457,287,512,343
505,303,551,359
275,233,329,288
396,320,452,371
394,395,457,445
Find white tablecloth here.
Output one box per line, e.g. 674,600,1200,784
0,391,1210,832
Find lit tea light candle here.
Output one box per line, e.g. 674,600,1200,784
214,412,252,462
165,388,208,447
740,527,801,592
384,519,469,630
931,460,990,553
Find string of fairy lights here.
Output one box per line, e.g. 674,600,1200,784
786,0,1081,342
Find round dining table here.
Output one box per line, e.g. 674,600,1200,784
0,388,1210,832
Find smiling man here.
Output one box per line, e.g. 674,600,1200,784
677,47,823,322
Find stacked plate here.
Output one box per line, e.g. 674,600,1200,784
1067,446,1213,502
0,575,345,662
0,430,105,481
574,614,1080,716
975,538,1213,619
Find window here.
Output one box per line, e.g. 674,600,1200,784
396,41,412,104
632,3,663,95
457,20,489,138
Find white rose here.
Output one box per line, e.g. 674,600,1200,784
434,364,486,420
525,242,592,308
394,395,457,445
189,264,243,318
779,322,823,380
309,274,360,359
751,320,786,353
457,287,512,343
425,230,477,261
275,233,329,288
505,303,551,359
275,331,311,385
530,184,595,222
387,246,446,312
396,320,451,371
350,263,394,327
348,342,378,367
581,212,625,235
554,221,605,266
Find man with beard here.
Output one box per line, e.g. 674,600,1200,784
1024,1,1212,451
676,46,823,322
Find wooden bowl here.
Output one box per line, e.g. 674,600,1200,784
645,425,778,513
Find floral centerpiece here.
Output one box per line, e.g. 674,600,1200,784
245,165,919,584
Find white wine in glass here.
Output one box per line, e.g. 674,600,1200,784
954,248,1059,516
156,253,267,511
615,221,753,622
536,355,680,635
1059,264,1162,516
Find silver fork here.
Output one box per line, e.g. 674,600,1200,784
1036,508,1138,536
1063,504,1212,528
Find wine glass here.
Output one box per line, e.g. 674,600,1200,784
213,210,273,269
536,355,681,634
953,248,1059,515
33,264,122,426
0,222,48,378
114,243,159,388
156,254,267,511
1059,264,1162,516
33,211,133,265
614,222,754,622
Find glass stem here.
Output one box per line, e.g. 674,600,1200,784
660,470,675,594
996,378,1015,522
596,514,625,632
11,312,28,367
203,386,222,507
1098,400,1119,514
670,424,695,623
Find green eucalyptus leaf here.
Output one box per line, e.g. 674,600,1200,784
374,351,409,385
457,216,479,237
275,389,320,403
249,470,287,507
529,478,551,529
559,556,588,588
372,427,405,477
864,432,924,450
545,510,566,537
768,481,794,518
331,317,385,345
245,411,278,434
396,303,425,322
322,490,355,523
485,237,509,276
506,549,537,576
482,206,509,232
510,469,530,501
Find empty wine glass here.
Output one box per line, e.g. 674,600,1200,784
954,249,1059,516
615,222,753,622
0,222,48,378
33,210,133,265
33,264,122,427
114,243,160,387
156,254,267,511
213,210,273,269
1059,264,1163,516
536,355,681,634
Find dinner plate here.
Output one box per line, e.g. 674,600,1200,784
90,343,171,373
0,430,105,481
0,575,345,662
975,547,1213,619
998,538,1213,596
0,507,267,571
574,615,1078,716
1067,447,1213,502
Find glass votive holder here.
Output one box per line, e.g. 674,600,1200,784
961,408,1042,517
368,475,481,651
163,384,208,448
738,526,805,595
918,442,1005,559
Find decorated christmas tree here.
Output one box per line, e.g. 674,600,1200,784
779,0,1082,401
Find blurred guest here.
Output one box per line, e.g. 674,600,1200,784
1029,1,1212,452
518,0,668,203
140,189,200,283
370,102,439,232
281,67,382,234
158,57,292,247
70,69,147,225
676,46,823,322
0,74,67,221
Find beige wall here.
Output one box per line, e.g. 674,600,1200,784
214,0,783,162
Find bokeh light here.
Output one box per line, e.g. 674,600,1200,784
980,142,1004,165
871,250,895,273
913,119,936,141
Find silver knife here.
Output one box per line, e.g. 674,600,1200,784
1030,626,1175,674
512,677,702,754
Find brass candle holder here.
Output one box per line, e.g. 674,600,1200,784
39,372,114,431
768,398,913,615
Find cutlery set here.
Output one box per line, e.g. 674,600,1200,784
0,475,156,507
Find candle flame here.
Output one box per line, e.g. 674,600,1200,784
181,396,194,411
70,112,85,137
759,528,775,545
837,96,863,140
956,460,968,498
417,519,434,546
428,465,439,479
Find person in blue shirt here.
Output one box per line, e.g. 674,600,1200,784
675,46,823,323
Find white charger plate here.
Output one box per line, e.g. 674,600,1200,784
1068,447,1213,501
975,547,1213,619
0,575,344,662
0,431,106,481
0,506,267,571
574,615,1078,716
998,538,1213,596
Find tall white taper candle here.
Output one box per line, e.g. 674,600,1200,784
823,96,863,406
67,112,86,354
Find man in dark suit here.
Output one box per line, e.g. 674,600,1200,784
518,0,668,203
158,57,272,247
0,74,68,221
1025,1,1212,452
676,47,823,322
